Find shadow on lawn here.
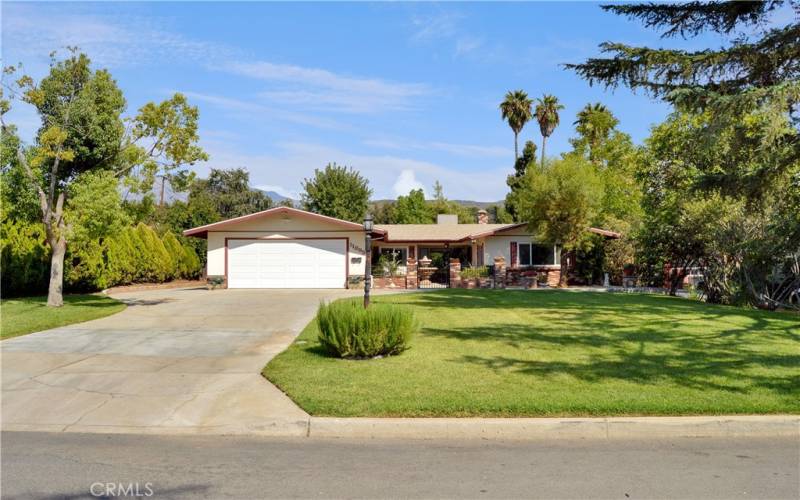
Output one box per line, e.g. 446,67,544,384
432,324,800,395
4,295,123,309
414,291,800,396
404,289,799,338
403,288,778,313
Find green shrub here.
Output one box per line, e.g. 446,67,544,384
181,244,202,279
317,299,417,358
460,266,489,279
134,223,172,282
0,220,49,296
65,239,107,292
1,218,202,296
162,231,203,279
104,227,139,286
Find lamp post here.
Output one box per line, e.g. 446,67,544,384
363,214,373,308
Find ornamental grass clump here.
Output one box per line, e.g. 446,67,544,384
317,300,417,358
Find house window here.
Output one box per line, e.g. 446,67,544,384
517,243,559,266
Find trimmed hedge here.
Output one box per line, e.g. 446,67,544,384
460,266,490,279
317,299,417,358
1,220,202,297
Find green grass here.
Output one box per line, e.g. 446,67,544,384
264,290,800,417
1,294,126,340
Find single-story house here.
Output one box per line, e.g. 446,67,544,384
183,206,618,289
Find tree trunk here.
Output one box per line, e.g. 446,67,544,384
514,133,519,160
559,247,568,287
47,236,66,307
540,136,547,168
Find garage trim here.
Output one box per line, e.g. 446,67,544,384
224,237,350,289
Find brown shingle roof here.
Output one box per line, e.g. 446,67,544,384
375,223,524,242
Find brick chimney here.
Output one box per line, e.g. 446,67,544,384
477,209,489,224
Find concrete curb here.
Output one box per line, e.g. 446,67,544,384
4,416,797,440
307,415,800,440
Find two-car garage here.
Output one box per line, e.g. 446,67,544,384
226,239,347,289
183,207,368,289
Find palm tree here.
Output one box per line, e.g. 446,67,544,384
573,103,618,164
534,94,565,168
499,90,533,160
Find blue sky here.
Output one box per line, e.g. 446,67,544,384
3,2,737,201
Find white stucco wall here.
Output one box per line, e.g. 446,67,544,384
203,214,367,278
482,232,560,268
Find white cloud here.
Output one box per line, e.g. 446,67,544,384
199,140,510,202
410,11,463,42
429,141,508,158
408,9,494,61
364,137,509,159
455,36,485,56
3,4,233,69
227,61,430,113
179,91,349,130
392,170,426,198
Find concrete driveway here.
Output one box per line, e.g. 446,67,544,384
1,287,364,435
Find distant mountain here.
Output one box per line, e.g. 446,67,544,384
257,190,503,210
450,199,505,210
259,190,299,205
371,199,503,209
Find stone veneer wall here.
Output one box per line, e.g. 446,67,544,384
368,257,561,290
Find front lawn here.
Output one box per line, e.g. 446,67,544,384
265,290,800,417
1,294,126,340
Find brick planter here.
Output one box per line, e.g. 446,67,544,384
455,277,493,289
372,276,407,289
504,267,561,288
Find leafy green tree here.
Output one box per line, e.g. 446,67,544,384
567,104,642,226
66,170,130,248
394,189,435,224
369,201,396,224
499,90,533,159
487,204,514,224
636,110,799,304
0,125,40,223
428,181,474,223
567,1,799,197
301,163,372,222
191,168,271,220
1,49,207,306
534,94,564,168
505,140,538,220
572,103,619,165
516,156,604,286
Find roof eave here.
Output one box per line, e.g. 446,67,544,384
182,206,379,237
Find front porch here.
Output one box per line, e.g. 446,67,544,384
371,241,483,289
368,249,562,290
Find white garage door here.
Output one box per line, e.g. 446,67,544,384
227,239,346,289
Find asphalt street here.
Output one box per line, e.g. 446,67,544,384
2,432,797,499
